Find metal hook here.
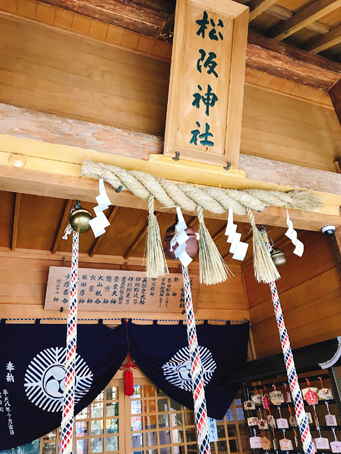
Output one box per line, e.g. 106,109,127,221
172,151,180,161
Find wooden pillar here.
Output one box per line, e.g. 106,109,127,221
328,226,341,279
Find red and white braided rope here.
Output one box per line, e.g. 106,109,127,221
182,265,211,454
61,229,79,454
263,235,314,454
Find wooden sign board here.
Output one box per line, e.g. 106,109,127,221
44,267,199,313
164,0,248,168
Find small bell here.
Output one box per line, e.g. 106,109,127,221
270,247,287,267
164,221,198,260
69,203,93,233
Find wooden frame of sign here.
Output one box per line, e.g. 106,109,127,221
164,0,249,168
44,267,199,313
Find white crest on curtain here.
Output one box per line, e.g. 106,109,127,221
162,346,216,391
24,347,93,412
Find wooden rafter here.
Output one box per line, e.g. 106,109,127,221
266,4,331,35
249,0,279,22
211,225,227,242
123,212,161,259
11,193,21,252
247,30,341,90
52,199,74,254
269,0,341,41
329,78,341,126
89,205,119,257
307,25,341,53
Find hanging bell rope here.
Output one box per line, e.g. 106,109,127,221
261,229,315,454
81,159,322,215
182,265,211,454
61,227,80,454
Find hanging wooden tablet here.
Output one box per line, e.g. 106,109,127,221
318,376,333,400
252,394,263,406
244,400,256,410
276,418,289,429
258,419,268,430
267,415,276,428
261,436,271,450
283,383,291,403
331,428,341,453
248,417,258,426
263,393,270,410
319,388,333,400
331,442,341,453
250,437,262,449
279,438,293,450
305,412,313,424
293,428,299,448
315,437,330,450
272,436,279,450
326,414,338,426
269,390,283,406
289,406,297,427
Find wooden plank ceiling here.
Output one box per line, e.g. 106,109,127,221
0,190,290,267
35,0,341,62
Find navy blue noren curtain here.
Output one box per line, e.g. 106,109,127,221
128,319,249,420
0,319,249,450
0,321,128,451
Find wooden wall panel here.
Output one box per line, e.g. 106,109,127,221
0,250,249,321
0,14,169,136
241,85,341,172
0,15,340,170
243,231,341,358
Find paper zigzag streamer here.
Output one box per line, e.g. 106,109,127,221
285,208,304,257
225,208,248,261
169,207,193,267
89,179,112,238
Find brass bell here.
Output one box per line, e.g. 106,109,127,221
270,247,287,267
69,205,93,233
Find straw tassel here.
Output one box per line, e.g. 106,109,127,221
146,196,169,278
197,206,233,285
247,208,280,283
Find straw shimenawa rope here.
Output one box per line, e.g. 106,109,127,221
81,159,323,284
81,159,322,214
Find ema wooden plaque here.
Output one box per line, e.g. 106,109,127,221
44,267,199,313
164,0,248,167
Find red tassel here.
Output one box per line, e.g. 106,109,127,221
125,369,134,396
120,351,137,396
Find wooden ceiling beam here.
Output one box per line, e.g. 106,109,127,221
269,0,341,41
11,193,21,252
37,0,172,38
249,0,279,22
307,25,341,53
89,205,119,257
266,4,331,35
247,30,341,90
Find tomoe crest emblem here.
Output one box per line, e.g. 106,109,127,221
162,346,216,391
24,347,93,412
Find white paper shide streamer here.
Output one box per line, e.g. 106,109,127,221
225,209,248,261
285,208,304,257
170,207,193,267
89,179,112,238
